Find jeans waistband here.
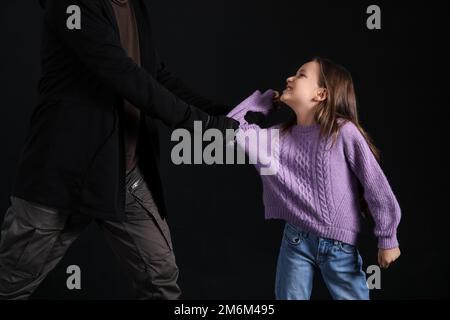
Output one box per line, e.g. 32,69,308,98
287,222,343,246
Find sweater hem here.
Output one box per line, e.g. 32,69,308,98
265,207,360,246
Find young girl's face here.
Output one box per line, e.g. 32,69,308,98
280,61,326,112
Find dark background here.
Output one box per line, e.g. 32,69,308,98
0,1,445,299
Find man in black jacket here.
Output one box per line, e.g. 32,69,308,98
0,0,238,299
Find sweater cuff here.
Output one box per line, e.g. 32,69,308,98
377,234,399,249
228,104,269,124
227,90,274,122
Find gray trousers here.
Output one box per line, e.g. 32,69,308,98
0,164,181,300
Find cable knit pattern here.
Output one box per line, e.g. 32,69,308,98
228,90,401,249
316,136,330,224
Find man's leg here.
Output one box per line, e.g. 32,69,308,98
0,196,91,299
97,165,181,300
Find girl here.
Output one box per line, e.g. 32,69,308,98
227,57,401,300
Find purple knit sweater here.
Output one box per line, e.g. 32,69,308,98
228,89,401,249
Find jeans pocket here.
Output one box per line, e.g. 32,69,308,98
283,223,304,246
337,241,357,254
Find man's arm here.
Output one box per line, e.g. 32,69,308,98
45,0,236,131
155,52,232,116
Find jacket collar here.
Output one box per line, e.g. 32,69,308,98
103,0,121,34
102,0,150,40
39,0,154,71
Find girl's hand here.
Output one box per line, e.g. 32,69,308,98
378,247,401,269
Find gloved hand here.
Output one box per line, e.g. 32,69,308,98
179,104,239,136
206,115,240,132
243,110,266,125
244,102,296,128
204,114,239,144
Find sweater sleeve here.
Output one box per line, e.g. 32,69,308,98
227,90,279,175
342,122,401,249
227,89,274,126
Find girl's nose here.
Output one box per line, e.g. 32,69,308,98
286,76,294,83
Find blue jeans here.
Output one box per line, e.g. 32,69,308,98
275,222,369,300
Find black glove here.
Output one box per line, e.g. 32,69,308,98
206,115,240,133
178,104,239,135
202,115,239,143
244,103,296,128
244,111,266,125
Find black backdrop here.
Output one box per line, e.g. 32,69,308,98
0,0,445,299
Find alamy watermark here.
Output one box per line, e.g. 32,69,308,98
366,264,381,289
65,5,381,32
66,265,81,290
170,121,280,175
66,5,81,30
366,5,381,30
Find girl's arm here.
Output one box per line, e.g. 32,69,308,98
342,122,401,249
227,90,275,128
227,90,280,175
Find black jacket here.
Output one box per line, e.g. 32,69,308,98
12,0,229,220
